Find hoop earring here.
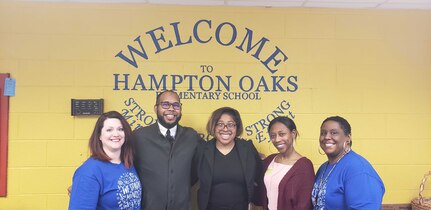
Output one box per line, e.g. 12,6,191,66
318,147,325,155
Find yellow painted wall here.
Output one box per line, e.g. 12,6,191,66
0,1,431,209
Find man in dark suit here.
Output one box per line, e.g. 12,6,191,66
133,90,202,210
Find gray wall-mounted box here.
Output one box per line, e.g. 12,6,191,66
71,99,104,116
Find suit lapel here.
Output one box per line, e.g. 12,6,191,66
174,125,182,139
174,125,183,145
204,139,216,175
235,139,249,175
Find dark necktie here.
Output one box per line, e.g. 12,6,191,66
166,129,174,145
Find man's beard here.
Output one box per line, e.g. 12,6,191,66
157,113,182,129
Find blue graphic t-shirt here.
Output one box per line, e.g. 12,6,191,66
69,157,142,210
311,150,385,210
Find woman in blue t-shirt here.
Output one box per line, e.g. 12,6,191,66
312,116,385,210
69,111,141,210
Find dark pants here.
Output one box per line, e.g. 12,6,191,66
206,202,248,210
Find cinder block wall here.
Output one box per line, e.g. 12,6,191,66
0,2,430,209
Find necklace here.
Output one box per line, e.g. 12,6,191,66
276,151,300,164
312,149,350,208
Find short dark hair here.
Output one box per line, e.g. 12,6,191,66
268,116,299,137
89,111,134,168
206,107,243,137
322,116,352,146
155,90,180,105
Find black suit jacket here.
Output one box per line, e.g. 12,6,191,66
195,138,262,210
133,123,202,210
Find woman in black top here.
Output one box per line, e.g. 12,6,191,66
195,107,261,210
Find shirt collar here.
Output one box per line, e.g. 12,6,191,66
157,122,177,137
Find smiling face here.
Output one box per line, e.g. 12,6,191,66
269,122,296,155
155,91,182,129
214,113,237,147
319,120,351,162
99,118,125,154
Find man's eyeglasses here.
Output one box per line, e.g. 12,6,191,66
216,122,236,130
158,102,182,110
